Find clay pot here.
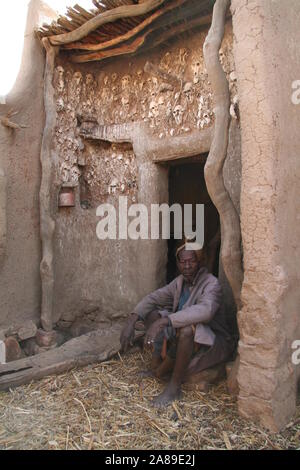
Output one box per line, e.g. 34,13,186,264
58,187,75,207
4,337,24,362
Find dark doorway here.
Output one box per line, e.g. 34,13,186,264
167,155,220,282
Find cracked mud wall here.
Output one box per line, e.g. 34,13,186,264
0,9,241,340
0,1,57,329
52,22,236,188
52,22,241,327
232,0,300,431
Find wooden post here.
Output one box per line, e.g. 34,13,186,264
203,0,243,310
39,38,59,331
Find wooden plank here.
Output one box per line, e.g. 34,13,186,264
124,17,141,28
91,0,107,12
105,0,132,9
115,17,136,31
73,4,97,19
117,0,135,4
92,0,101,9
92,0,106,11
49,0,165,45
106,20,128,35
43,21,66,34
42,22,66,35
49,25,67,35
57,17,77,32
104,0,119,9
65,17,84,29
66,8,89,26
0,327,122,391
141,13,213,54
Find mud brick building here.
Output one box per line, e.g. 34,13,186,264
0,0,299,432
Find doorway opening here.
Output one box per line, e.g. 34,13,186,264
167,155,220,283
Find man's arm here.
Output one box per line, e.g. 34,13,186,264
120,278,177,352
168,277,222,329
120,312,139,352
132,278,177,321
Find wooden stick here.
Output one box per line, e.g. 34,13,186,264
70,33,146,62
146,13,213,49
63,0,187,51
203,0,243,309
70,13,212,63
66,8,88,26
49,0,165,45
73,4,95,19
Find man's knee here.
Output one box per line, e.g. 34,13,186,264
178,326,194,339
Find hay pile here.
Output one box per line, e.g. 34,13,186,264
0,351,299,450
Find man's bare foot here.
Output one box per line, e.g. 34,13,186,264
152,384,182,408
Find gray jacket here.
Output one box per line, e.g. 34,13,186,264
133,267,231,346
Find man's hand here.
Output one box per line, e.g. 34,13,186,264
144,317,170,348
120,313,139,353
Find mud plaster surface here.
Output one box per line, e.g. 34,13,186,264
53,23,236,203
232,0,300,431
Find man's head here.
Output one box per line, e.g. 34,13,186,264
176,247,205,283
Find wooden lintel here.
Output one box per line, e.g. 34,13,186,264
79,120,213,162
151,127,213,163
79,121,135,143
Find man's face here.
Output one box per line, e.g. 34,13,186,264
177,249,200,283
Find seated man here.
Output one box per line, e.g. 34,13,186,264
120,242,234,408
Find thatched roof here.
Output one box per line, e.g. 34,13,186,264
38,0,216,63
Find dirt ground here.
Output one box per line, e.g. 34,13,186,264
0,351,299,450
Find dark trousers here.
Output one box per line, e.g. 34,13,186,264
153,325,235,375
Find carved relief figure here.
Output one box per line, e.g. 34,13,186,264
54,66,65,94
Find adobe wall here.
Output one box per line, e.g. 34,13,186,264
232,0,300,431
0,4,241,342
0,0,57,329
51,21,240,327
